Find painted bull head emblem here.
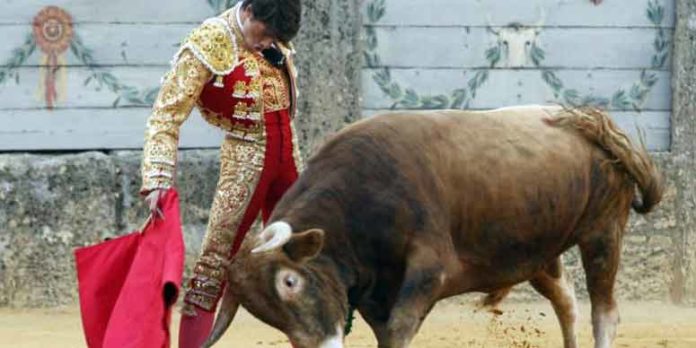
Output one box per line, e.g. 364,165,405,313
487,7,545,68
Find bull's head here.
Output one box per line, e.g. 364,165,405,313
205,222,348,348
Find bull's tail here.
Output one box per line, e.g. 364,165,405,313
545,107,664,214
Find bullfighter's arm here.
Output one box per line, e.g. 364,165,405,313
140,49,211,194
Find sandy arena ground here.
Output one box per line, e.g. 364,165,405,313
1,299,695,347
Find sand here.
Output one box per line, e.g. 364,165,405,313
1,300,694,347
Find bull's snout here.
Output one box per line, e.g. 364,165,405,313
318,338,343,348
291,326,344,348
318,326,344,348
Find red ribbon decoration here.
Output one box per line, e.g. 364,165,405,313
32,6,73,109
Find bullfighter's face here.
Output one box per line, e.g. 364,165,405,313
239,4,276,52
225,222,348,348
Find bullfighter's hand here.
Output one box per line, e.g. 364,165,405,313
144,189,165,220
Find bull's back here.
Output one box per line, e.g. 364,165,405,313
343,106,593,187
354,106,578,156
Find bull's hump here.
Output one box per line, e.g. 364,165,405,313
481,104,560,113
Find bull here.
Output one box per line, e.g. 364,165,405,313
205,105,663,348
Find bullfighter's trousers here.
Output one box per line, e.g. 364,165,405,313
183,109,301,312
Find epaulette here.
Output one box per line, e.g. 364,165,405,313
174,18,239,76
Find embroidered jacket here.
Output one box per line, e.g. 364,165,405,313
141,5,298,194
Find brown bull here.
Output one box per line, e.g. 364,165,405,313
205,105,663,348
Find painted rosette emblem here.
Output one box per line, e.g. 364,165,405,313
33,6,74,109
33,6,73,54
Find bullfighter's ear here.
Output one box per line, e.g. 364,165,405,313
283,229,325,263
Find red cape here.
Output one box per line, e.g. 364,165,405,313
75,189,184,348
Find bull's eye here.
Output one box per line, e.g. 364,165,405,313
284,275,298,288
276,268,304,300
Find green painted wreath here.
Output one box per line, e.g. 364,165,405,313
364,0,669,111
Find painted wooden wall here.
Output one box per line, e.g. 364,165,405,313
0,0,675,151
0,0,235,150
361,0,674,151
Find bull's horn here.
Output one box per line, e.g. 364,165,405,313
203,286,240,347
252,221,293,253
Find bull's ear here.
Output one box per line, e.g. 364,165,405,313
283,229,325,263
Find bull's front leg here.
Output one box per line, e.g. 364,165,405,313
375,247,445,348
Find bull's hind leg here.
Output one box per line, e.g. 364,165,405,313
529,256,579,348
579,224,623,348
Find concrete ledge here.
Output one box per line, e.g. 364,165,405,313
0,152,118,307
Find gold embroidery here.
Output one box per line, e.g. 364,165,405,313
184,275,223,310
180,19,237,75
249,78,262,95
232,101,262,121
141,49,211,194
243,58,260,77
226,129,260,142
197,103,264,137
232,79,262,99
232,80,248,98
259,58,291,112
213,75,225,88
290,120,305,172
186,134,267,309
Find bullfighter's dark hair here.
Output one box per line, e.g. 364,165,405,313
241,0,302,44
